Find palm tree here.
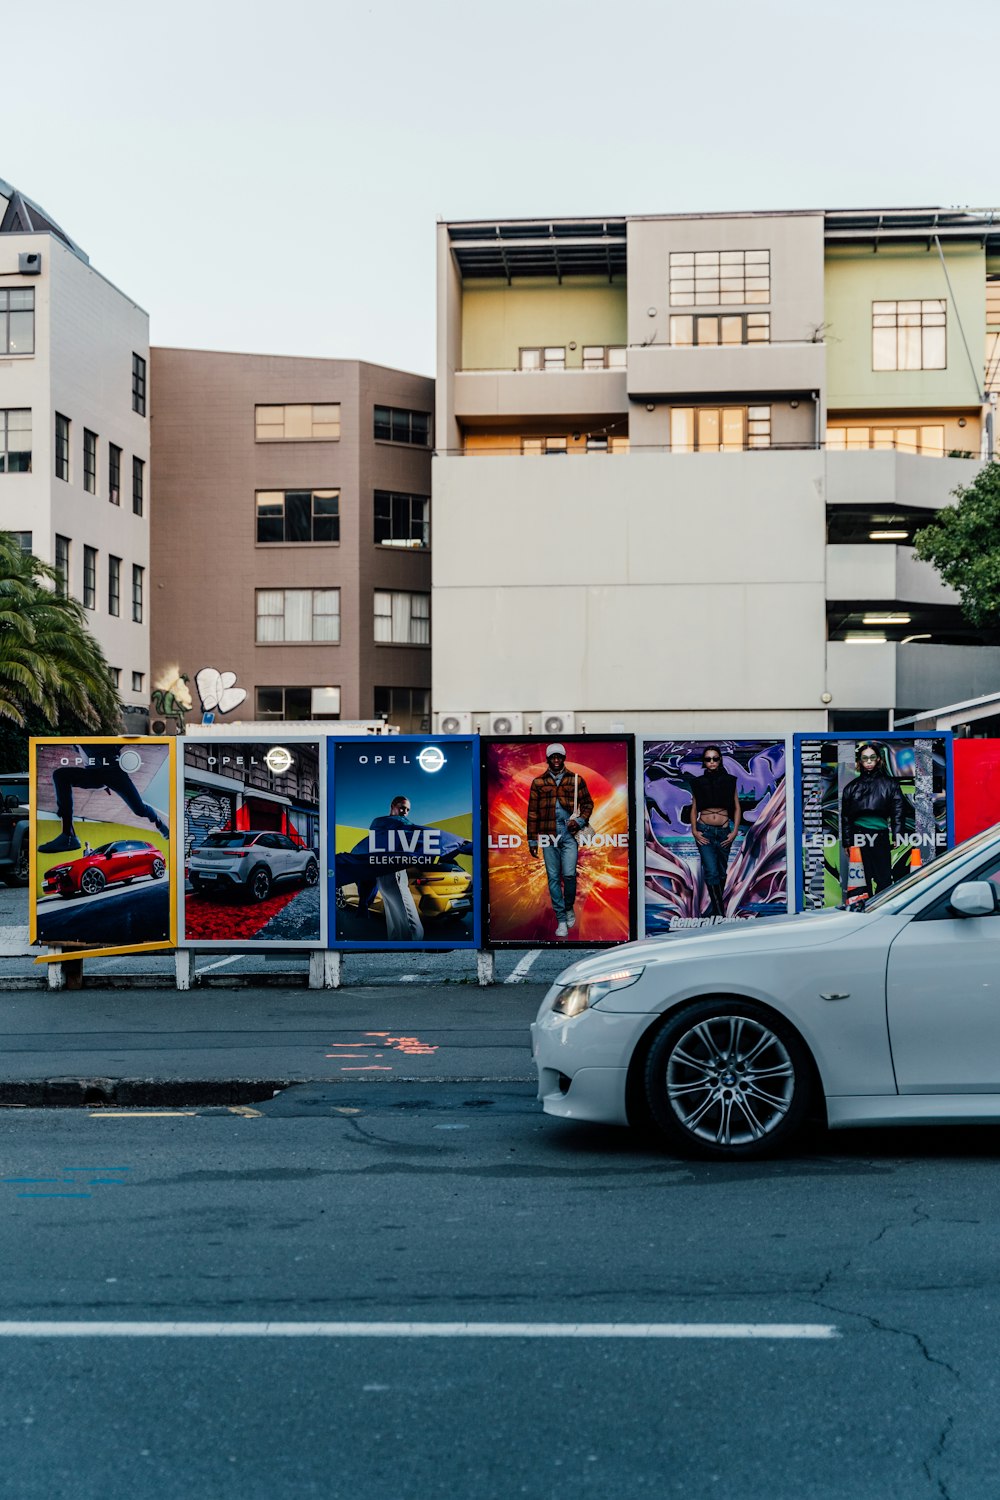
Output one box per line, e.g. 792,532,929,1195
0,533,121,729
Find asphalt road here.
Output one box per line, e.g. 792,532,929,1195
3,1093,1000,1498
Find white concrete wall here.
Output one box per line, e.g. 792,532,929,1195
0,233,149,705
432,449,827,726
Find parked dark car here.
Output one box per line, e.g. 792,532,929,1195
0,774,29,887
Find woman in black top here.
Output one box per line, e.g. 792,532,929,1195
841,741,907,899
690,746,741,917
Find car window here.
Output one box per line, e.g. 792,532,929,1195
915,853,1000,922
256,834,279,848
865,826,1000,914
203,833,254,848
277,835,297,850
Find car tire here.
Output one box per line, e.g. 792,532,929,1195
302,859,318,887
247,865,272,903
644,999,811,1161
79,868,107,898
151,859,166,880
2,840,29,887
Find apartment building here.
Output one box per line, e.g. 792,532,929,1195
0,179,150,721
149,350,432,729
433,208,1000,735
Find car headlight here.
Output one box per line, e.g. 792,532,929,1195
551,966,644,1018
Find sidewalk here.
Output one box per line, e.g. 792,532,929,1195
0,983,546,1102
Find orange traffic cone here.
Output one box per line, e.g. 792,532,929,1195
909,846,922,869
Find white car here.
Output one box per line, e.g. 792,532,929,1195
532,825,1000,1160
188,830,318,903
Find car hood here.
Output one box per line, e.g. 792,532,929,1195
554,908,872,985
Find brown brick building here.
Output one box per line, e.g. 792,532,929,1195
150,349,432,729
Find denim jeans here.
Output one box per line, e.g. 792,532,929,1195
542,833,578,921
697,821,733,887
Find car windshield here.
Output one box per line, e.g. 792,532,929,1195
864,823,1000,913
92,843,114,857
202,833,255,848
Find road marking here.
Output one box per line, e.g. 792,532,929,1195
227,1106,262,1118
398,974,418,983
89,1112,197,1119
505,950,541,984
0,1322,840,1340
197,955,244,974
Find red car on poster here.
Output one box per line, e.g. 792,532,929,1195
43,839,167,899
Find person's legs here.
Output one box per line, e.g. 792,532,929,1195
542,843,566,925
40,766,105,852
860,830,893,895
377,871,424,941
105,768,169,838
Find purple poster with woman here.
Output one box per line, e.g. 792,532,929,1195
642,739,790,934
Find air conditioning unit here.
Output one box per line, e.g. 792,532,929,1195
437,711,472,734
540,710,575,736
488,712,524,735
18,252,41,275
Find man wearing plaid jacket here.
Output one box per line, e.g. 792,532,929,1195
527,744,594,937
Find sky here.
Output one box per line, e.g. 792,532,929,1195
5,0,996,378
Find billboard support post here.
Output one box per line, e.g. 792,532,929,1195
175,951,193,991
477,950,495,986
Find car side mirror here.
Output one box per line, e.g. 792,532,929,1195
950,881,998,918
4,794,20,812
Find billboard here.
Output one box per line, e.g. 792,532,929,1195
642,739,789,934
483,737,636,947
180,738,324,947
329,736,479,950
795,733,952,910
30,737,176,957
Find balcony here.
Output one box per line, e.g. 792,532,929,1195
826,545,958,606
626,341,825,400
825,450,983,510
828,641,1000,712
452,368,627,421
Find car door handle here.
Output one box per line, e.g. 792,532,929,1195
820,992,851,1001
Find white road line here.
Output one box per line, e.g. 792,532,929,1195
505,950,541,984
398,974,418,983
0,1322,840,1340
196,955,244,974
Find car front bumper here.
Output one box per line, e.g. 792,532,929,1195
530,1004,651,1127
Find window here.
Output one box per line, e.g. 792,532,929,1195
109,667,121,689
582,345,627,369
373,405,430,445
109,443,121,505
0,409,31,472
255,404,340,442
255,588,340,643
519,347,566,371
374,686,430,732
132,564,144,623
132,456,144,516
12,531,31,553
132,353,147,415
83,546,97,610
108,555,121,616
55,414,70,480
522,436,568,456
255,489,340,544
0,288,33,355
670,405,771,451
55,535,70,596
255,686,341,721
374,590,430,645
670,250,770,307
132,671,144,693
872,300,946,371
374,491,429,549
84,430,97,494
669,313,770,346
826,424,946,457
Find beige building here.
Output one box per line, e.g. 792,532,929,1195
434,208,1000,735
150,350,433,730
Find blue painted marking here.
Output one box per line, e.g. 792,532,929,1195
87,1179,125,1185
3,1178,61,1185
63,1168,132,1172
18,1192,92,1198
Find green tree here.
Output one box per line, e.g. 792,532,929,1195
0,533,121,757
913,460,1000,628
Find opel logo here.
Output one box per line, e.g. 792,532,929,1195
265,746,293,775
118,748,142,774
417,745,446,774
